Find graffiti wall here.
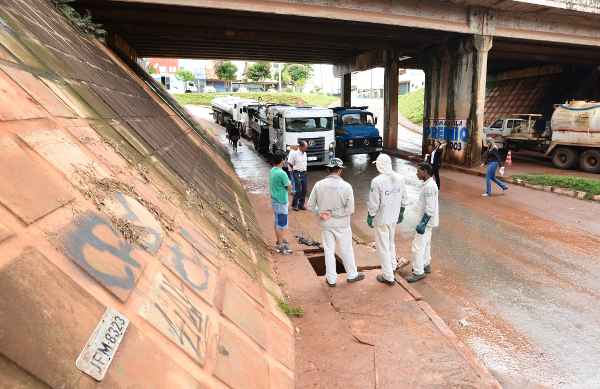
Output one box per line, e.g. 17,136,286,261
0,1,294,388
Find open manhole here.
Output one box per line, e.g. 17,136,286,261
304,248,346,276
303,246,382,276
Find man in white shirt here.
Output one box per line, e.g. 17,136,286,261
307,158,365,287
407,162,439,283
367,154,408,285
288,141,308,211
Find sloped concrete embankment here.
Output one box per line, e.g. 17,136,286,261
0,1,293,388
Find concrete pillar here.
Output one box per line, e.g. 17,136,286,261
383,50,399,150
468,35,493,166
341,73,351,107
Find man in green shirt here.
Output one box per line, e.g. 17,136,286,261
269,153,292,254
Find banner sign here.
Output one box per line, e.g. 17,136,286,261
423,119,469,151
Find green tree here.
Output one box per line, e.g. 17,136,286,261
245,62,271,82
215,61,238,92
175,68,195,83
147,66,157,75
284,64,312,92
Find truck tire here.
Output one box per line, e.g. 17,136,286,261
552,147,578,170
580,149,600,173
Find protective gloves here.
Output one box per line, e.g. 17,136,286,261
367,214,374,228
415,214,431,234
397,207,405,224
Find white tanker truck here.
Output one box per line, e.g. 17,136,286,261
484,101,600,173
211,96,259,132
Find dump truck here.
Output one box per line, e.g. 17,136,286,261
483,101,600,173
265,106,336,166
332,106,383,160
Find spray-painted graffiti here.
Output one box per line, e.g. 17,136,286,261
423,119,469,151
140,272,212,366
63,212,147,302
161,240,217,306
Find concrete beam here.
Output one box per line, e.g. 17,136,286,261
333,50,385,77
383,50,399,150
341,73,351,108
111,0,600,47
469,35,493,166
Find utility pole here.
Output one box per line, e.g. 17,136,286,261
370,68,373,98
278,63,282,92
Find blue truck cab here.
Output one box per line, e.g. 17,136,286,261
333,106,383,160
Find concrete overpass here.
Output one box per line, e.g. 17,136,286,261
74,0,600,166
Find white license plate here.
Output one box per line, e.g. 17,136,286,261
308,156,318,161
76,308,129,381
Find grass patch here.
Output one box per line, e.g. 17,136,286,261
276,297,304,318
174,92,339,108
513,174,600,196
398,88,424,125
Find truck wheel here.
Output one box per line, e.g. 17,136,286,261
580,149,600,173
552,147,578,170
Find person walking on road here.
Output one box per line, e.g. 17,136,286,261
481,141,508,197
288,141,308,211
307,158,365,287
426,141,445,190
367,154,408,285
407,163,439,283
269,153,292,255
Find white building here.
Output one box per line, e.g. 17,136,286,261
352,68,425,98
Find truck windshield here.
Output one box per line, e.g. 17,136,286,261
489,119,503,129
342,113,374,125
285,117,332,132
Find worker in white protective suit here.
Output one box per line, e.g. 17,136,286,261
307,158,365,287
366,154,408,285
406,162,439,283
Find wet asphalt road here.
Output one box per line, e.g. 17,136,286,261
188,105,600,388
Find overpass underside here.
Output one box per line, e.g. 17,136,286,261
74,0,600,167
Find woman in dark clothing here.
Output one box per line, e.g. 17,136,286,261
426,141,445,190
481,141,508,197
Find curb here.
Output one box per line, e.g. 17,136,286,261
394,273,423,301
511,178,600,202
417,301,503,388
391,273,501,388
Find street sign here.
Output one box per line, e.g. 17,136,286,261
76,307,129,381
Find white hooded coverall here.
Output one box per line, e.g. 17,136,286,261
412,176,439,275
307,174,359,284
367,155,408,282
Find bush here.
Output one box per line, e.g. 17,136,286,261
276,297,304,318
174,92,338,108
